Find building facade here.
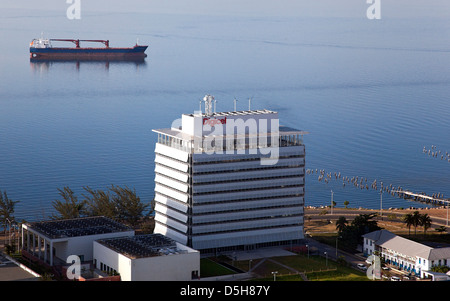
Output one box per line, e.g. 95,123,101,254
363,229,450,279
93,234,200,281
22,216,135,266
21,217,200,281
153,96,307,253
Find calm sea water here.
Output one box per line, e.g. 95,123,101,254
0,2,449,222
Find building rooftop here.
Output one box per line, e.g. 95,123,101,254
153,125,307,140
96,234,186,259
183,109,277,118
364,230,433,259
25,216,133,239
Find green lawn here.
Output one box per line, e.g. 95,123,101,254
201,252,370,281
200,258,237,277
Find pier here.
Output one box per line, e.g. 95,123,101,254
394,190,449,206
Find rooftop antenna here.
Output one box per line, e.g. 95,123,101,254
199,99,202,113
248,97,252,111
234,98,238,112
203,94,214,116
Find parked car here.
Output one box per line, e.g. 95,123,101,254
391,276,401,281
357,263,367,271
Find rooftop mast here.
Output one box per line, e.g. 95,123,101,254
203,94,214,116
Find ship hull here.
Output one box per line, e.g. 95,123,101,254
30,45,148,61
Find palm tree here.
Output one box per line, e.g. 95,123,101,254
411,211,422,235
420,213,432,235
336,216,348,233
402,213,414,236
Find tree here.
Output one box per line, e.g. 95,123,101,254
109,185,149,227
0,190,19,232
83,186,116,218
336,216,348,233
403,213,414,236
402,211,433,236
343,201,349,208
52,187,86,219
420,213,432,235
352,213,380,235
411,211,422,235
339,213,381,250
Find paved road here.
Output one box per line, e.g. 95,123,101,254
0,253,39,281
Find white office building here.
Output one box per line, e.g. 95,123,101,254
152,95,307,253
93,234,200,281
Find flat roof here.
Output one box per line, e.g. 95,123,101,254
25,216,133,239
183,109,277,117
96,234,186,259
364,230,433,258
153,125,308,140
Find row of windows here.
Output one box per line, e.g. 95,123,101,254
192,222,304,237
192,213,304,226
193,173,304,187
98,261,118,276
155,150,304,167
193,183,304,196
155,169,304,188
155,220,303,238
155,189,303,208
200,239,302,254
192,153,305,165
156,211,303,229
155,162,304,181
155,203,304,220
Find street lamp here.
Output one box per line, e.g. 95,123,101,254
249,259,252,271
380,188,383,218
306,244,309,259
272,271,278,281
331,190,334,215
324,252,328,267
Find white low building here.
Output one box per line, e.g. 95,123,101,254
22,216,135,266
363,229,450,279
93,234,200,281
21,217,200,281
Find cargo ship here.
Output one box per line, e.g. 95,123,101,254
29,38,148,61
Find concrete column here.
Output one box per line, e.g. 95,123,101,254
32,233,36,255
21,227,24,251
44,239,47,264
50,241,53,266
38,235,41,260
26,229,30,253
